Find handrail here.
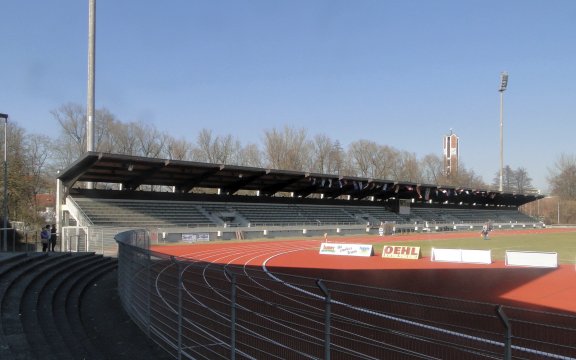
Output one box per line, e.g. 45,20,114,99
66,197,94,226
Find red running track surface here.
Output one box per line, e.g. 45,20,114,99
154,228,576,314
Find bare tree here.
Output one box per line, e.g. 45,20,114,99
94,108,118,153
347,140,379,177
514,167,534,193
346,141,417,182
453,165,486,189
492,166,534,193
548,153,576,199
109,121,139,156
395,151,420,183
311,134,336,174
25,133,52,192
222,138,244,165
163,135,192,160
386,148,406,181
328,141,344,175
420,154,446,185
50,103,86,168
506,166,515,191
498,166,516,192
24,133,54,223
236,143,263,168
262,126,312,171
133,121,164,158
0,122,52,226
48,101,547,202
371,145,397,180
193,129,238,164
193,129,214,162
51,104,123,165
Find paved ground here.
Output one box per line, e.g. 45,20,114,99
82,267,174,360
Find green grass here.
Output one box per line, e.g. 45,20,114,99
372,232,576,264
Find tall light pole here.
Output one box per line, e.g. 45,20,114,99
0,113,7,252
498,72,508,192
87,0,96,189
87,0,96,153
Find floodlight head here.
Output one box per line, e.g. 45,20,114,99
0,113,8,121
499,72,508,92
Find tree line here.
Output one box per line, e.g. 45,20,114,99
3,102,575,227
48,103,519,188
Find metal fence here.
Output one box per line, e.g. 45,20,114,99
60,226,136,256
58,218,545,257
115,230,576,360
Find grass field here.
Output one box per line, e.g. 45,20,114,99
372,231,576,264
156,229,576,264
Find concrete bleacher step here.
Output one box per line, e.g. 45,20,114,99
0,253,32,360
0,252,117,360
20,253,98,360
0,253,64,360
55,256,117,360
74,197,216,228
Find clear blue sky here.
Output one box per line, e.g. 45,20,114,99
2,1,575,192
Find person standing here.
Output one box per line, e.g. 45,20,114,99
50,224,57,252
40,225,51,252
481,223,490,240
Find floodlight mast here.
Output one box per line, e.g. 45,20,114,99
499,72,508,192
87,0,95,153
87,0,96,189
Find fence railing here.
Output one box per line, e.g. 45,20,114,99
115,229,576,360
60,220,546,256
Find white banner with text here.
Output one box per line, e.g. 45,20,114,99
381,245,421,260
319,243,374,257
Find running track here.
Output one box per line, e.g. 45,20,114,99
153,228,576,314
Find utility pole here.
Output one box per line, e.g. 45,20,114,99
498,72,508,192
87,0,96,189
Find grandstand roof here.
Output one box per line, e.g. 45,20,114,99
58,152,542,207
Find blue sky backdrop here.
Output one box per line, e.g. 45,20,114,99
2,1,575,192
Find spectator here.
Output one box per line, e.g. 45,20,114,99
50,224,57,252
40,225,51,252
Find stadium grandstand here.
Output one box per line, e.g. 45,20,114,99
55,152,543,256
4,152,573,360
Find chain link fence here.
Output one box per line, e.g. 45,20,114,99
115,229,576,360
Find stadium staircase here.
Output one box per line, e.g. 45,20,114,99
0,252,170,360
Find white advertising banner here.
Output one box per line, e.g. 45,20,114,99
381,245,421,260
505,251,558,268
182,233,210,243
431,248,492,264
461,249,492,264
431,248,462,262
319,243,374,257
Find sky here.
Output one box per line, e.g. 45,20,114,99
1,1,575,193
